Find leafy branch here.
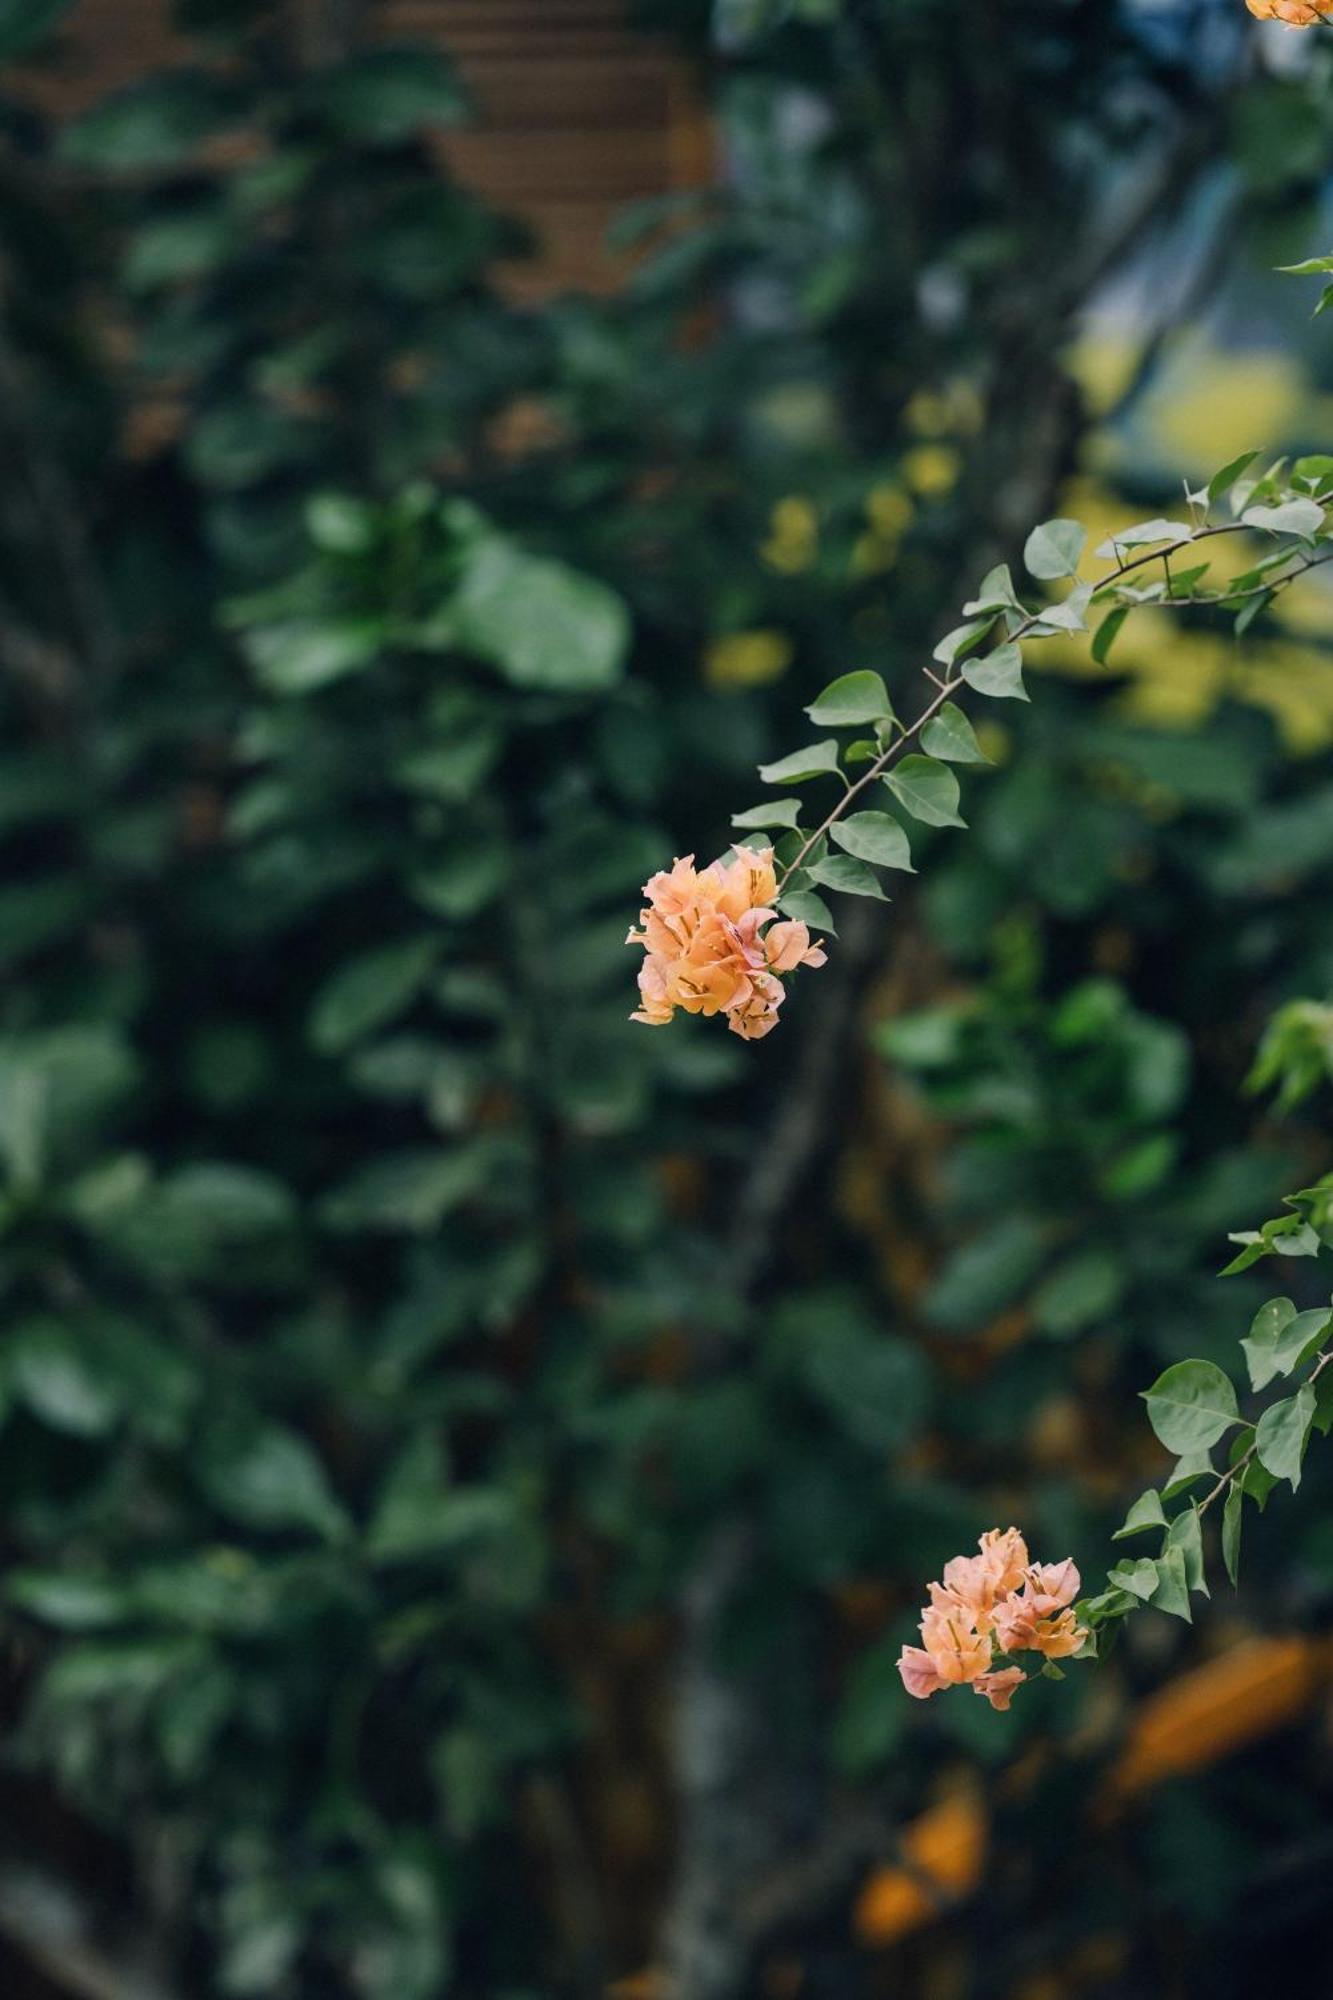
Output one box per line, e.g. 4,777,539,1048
733,451,1333,942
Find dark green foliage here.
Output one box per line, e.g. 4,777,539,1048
4,3,1333,1997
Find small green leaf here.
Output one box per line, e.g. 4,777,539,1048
309,938,439,1056
1163,1446,1215,1499
1107,1558,1159,1602
1240,1297,1332,1392
777,888,835,932
1024,518,1087,580
1092,606,1129,666
806,855,889,900
830,813,914,871
962,564,1019,615
1112,1489,1168,1541
1150,1546,1192,1622
1165,1506,1208,1597
961,642,1027,701
1254,1383,1317,1490
1206,450,1260,505
1141,1358,1239,1455
921,702,990,765
1222,1483,1243,1588
732,799,804,831
932,621,992,668
1095,519,1191,555
758,741,842,786
805,671,894,726
882,754,965,828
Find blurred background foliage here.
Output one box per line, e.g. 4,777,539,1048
3,2,1333,1997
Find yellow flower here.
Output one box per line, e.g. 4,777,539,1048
759,495,819,573
865,485,914,535
703,628,794,689
902,443,961,498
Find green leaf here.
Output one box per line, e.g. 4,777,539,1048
1023,518,1087,580
758,740,842,786
1150,1546,1192,1622
961,641,1027,701
10,1319,120,1438
1141,1359,1239,1455
244,619,384,695
806,854,889,900
1279,256,1333,276
732,799,804,831
962,564,1019,615
830,812,914,871
309,938,439,1056
1112,1489,1168,1541
1165,1505,1208,1598
450,537,628,692
315,46,469,143
1222,1215,1321,1275
805,670,894,726
1222,1483,1244,1588
321,1145,498,1233
932,620,992,668
1163,1447,1215,1498
1241,499,1324,541
1254,1383,1317,1490
197,1418,349,1540
1095,519,1191,555
1029,582,1091,634
1240,1297,1332,1392
777,889,835,932
920,702,990,765
882,754,965,828
307,495,378,555
1206,451,1260,505
1107,1558,1159,1602
62,74,236,171
1091,606,1129,666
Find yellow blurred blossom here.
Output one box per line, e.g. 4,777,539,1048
759,494,819,573
866,484,914,536
904,381,984,436
904,389,951,436
703,628,794,689
902,443,962,497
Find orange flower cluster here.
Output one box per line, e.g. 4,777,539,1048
898,1528,1086,1712
627,846,827,1040
1245,0,1333,24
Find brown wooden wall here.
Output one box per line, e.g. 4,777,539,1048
15,0,710,293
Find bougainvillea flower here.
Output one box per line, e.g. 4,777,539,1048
627,845,826,1037
919,1604,993,1685
896,1529,1085,1712
763,917,828,975
977,1527,1030,1593
1022,1559,1081,1617
897,1645,949,1700
972,1667,1026,1711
